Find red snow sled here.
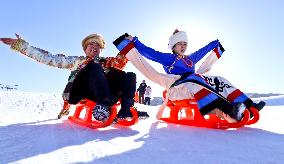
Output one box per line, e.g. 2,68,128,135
160,91,259,129
66,99,138,129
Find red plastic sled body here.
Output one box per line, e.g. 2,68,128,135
67,99,138,129
160,98,259,129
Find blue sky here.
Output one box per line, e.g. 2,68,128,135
0,0,283,96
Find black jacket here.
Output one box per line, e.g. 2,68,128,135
137,82,147,95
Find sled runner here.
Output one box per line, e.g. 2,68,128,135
246,107,260,125
60,99,139,128
159,92,259,129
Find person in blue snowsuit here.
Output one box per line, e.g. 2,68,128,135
113,30,265,122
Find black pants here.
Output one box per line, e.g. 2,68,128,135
138,94,145,104
200,97,232,115
144,97,151,105
68,62,136,112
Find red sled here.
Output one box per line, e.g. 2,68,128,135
160,92,260,129
63,99,138,129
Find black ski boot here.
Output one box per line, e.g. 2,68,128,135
249,101,266,118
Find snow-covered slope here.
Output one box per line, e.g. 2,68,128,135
256,95,284,106
1,91,284,164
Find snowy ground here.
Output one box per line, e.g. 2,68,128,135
0,91,284,164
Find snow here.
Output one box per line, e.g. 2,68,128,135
1,91,284,164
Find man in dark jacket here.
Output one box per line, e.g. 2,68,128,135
137,80,147,104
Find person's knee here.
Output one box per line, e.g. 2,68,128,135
84,62,105,77
124,72,136,80
124,72,136,86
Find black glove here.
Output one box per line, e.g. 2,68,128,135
219,42,225,52
113,33,129,47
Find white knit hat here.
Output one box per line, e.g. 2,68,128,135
168,31,188,50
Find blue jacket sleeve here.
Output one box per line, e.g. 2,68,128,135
188,39,220,64
133,37,175,66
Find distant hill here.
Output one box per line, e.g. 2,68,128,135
0,84,18,91
0,89,282,106
149,93,284,106
246,93,284,98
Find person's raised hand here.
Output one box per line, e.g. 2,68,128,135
0,33,20,46
125,35,133,41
